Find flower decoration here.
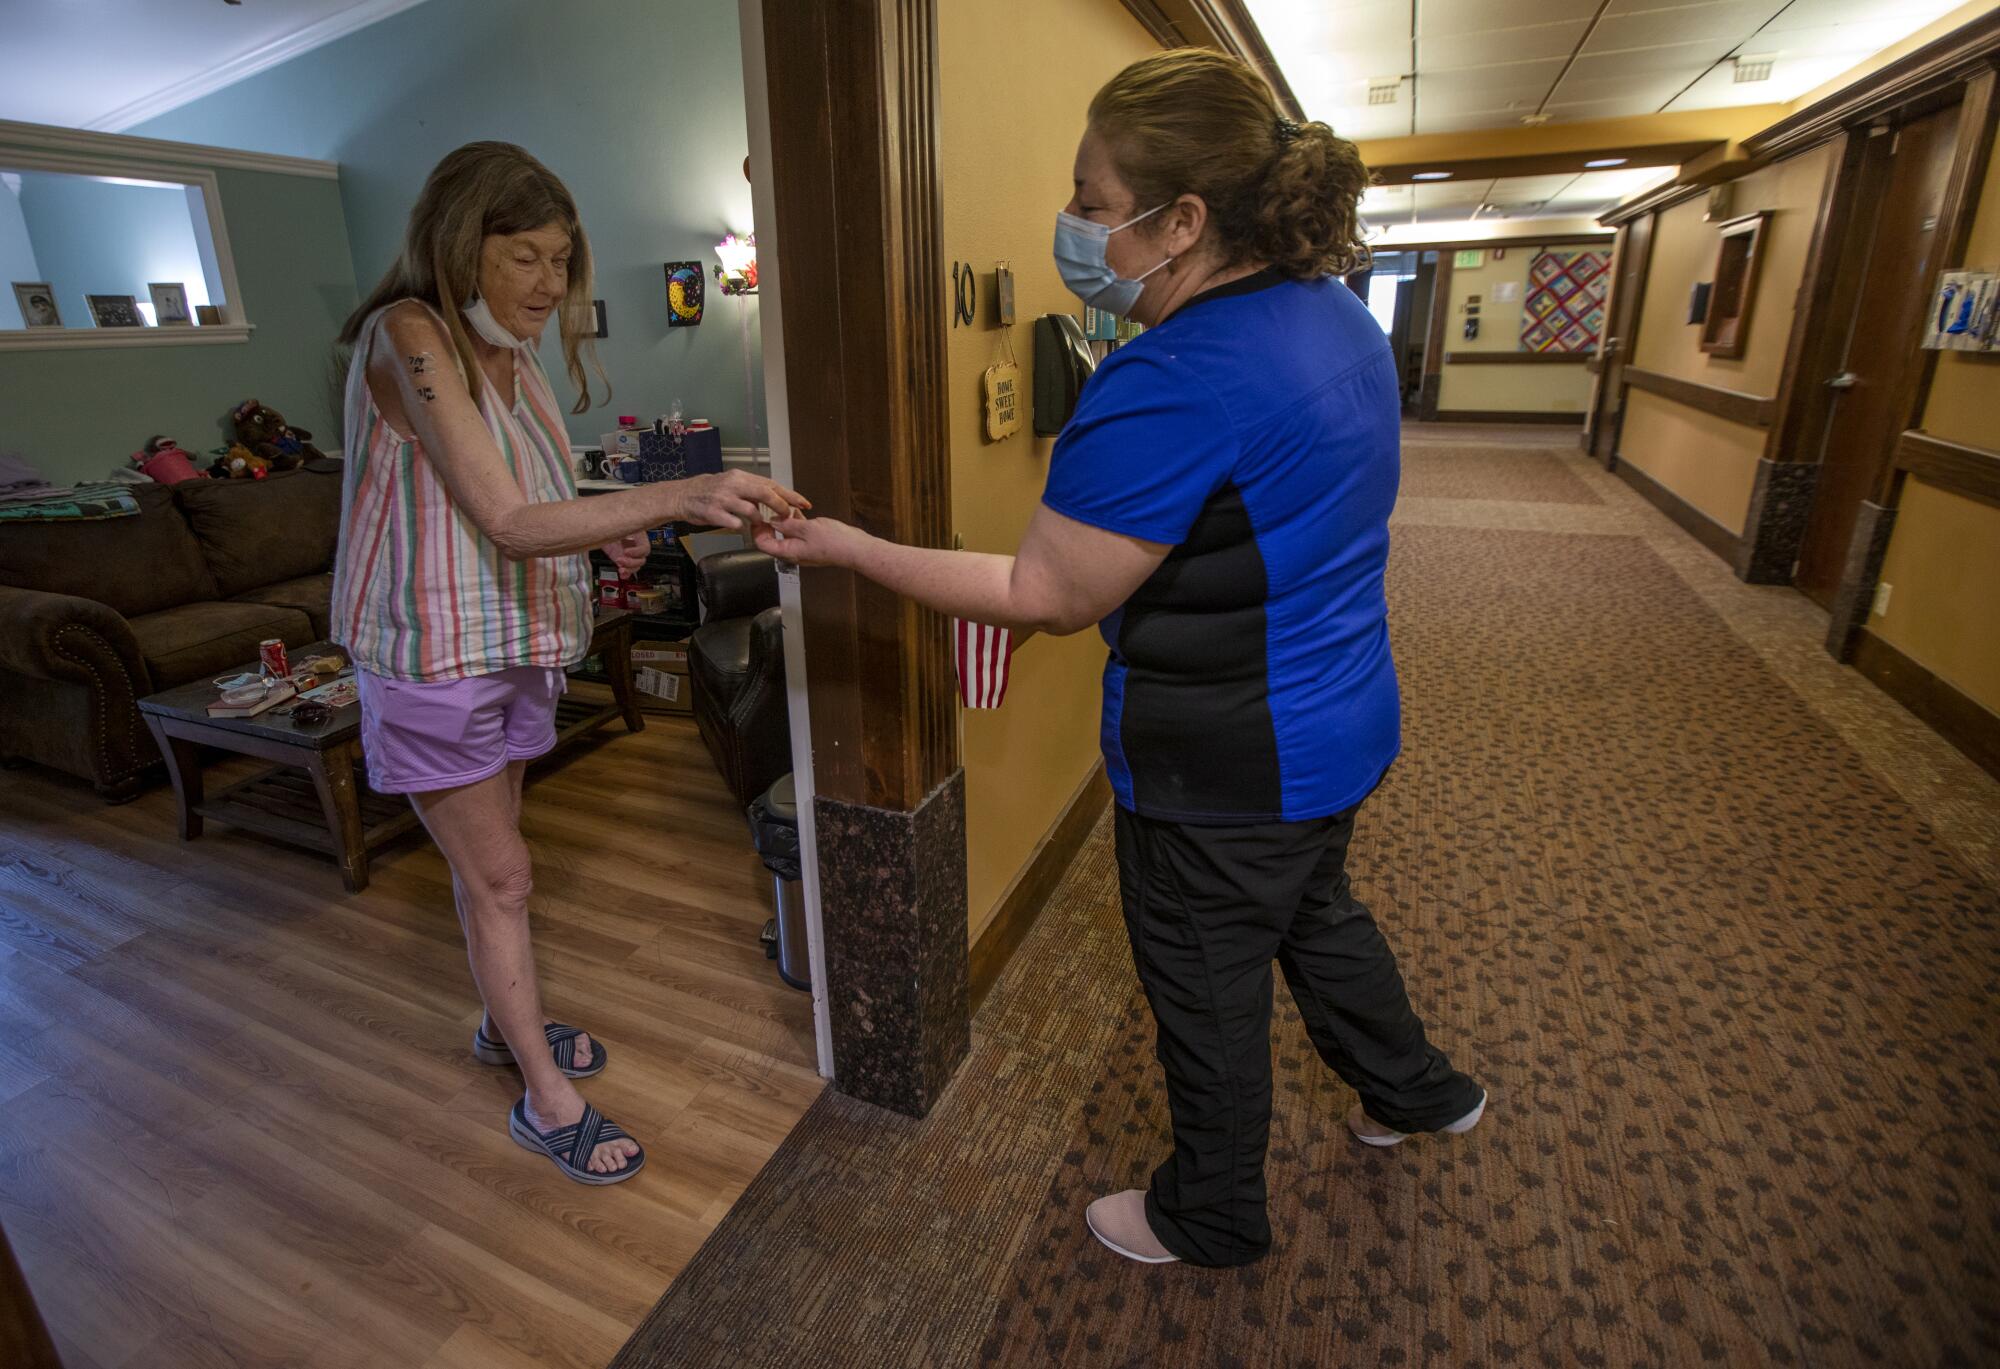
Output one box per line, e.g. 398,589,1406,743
713,232,758,295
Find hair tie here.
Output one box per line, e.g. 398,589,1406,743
1275,117,1301,145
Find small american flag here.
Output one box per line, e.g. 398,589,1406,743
953,618,1014,709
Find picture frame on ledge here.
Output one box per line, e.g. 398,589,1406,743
149,282,193,326
196,304,224,326
87,294,143,328
12,282,62,327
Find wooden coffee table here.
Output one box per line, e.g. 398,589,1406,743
137,611,643,893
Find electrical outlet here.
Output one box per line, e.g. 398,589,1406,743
1871,581,1893,616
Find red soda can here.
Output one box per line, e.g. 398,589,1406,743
259,638,290,680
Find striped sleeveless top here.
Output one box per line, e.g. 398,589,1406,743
330,300,593,681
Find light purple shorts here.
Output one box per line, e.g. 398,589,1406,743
356,665,567,794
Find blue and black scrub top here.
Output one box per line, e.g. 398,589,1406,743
1042,268,1402,825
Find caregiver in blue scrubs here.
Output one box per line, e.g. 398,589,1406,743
759,48,1484,1268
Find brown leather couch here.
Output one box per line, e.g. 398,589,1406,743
0,462,342,800
690,549,792,807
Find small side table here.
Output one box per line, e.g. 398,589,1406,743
137,642,413,894
136,613,643,893
559,607,645,740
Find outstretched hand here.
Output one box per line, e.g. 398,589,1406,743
601,531,650,576
672,470,812,530
753,513,872,569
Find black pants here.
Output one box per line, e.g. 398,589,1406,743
1115,803,1481,1267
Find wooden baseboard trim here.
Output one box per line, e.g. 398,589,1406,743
1610,453,1742,564
1852,631,2000,781
1429,409,1587,424
968,762,1111,1012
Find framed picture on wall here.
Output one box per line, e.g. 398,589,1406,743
11,282,62,327
149,282,192,325
86,294,143,328
1698,212,1770,358
664,262,704,327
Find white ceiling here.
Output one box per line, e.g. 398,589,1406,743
1249,0,1976,140
0,0,432,132
1361,163,1679,228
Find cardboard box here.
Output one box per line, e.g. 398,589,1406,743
632,641,689,670
632,639,693,714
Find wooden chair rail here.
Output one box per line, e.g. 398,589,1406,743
1443,351,1597,365
1894,428,2000,506
1621,366,1777,429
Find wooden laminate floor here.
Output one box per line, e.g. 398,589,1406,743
0,700,822,1369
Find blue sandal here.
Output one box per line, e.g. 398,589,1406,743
472,1021,607,1079
509,1099,645,1185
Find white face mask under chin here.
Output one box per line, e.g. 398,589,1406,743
463,296,532,350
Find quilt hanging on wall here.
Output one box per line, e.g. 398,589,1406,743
1521,249,1611,352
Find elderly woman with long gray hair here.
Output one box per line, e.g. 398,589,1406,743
331,141,807,1185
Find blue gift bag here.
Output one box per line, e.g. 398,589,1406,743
637,425,724,482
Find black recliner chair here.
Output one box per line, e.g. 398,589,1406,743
690,549,792,807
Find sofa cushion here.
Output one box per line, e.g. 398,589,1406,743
174,460,343,599
232,572,335,638
127,600,316,689
0,483,220,619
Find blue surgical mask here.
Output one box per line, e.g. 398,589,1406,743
1053,203,1172,317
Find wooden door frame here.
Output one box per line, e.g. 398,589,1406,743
1587,215,1654,466
1817,65,1998,656
755,0,958,812
745,0,970,1115
1762,129,1878,472
1416,250,1453,421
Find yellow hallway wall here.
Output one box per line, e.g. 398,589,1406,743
1618,141,1834,533
939,0,1156,940
1436,242,1607,413
1869,126,2000,717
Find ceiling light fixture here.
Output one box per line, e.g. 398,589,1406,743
1412,171,1452,181
1733,54,1775,83
1584,157,1628,168
1367,78,1402,106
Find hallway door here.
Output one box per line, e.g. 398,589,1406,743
1589,215,1653,463
1795,102,1962,606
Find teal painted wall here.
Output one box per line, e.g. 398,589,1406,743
134,0,767,451
0,164,359,486
0,179,37,330
17,172,211,326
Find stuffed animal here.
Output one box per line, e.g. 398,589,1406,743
208,443,270,480
230,399,326,471
130,435,207,485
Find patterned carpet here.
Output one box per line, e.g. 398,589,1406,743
1399,442,1604,504
613,440,2000,1369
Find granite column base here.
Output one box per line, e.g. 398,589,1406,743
815,770,969,1117
1734,458,1820,585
